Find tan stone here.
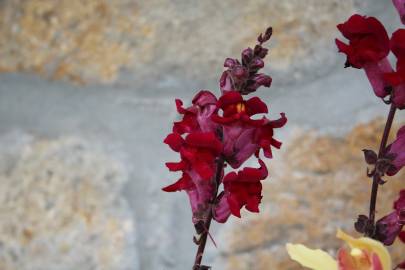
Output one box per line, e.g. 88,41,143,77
0,0,154,83
0,0,353,84
220,118,405,270
0,137,136,270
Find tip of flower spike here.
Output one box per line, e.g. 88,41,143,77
257,27,273,44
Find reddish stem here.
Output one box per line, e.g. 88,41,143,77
192,157,224,270
367,103,396,236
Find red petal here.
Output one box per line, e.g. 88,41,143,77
162,173,193,192
193,161,215,179
268,113,287,128
165,161,187,171
383,72,403,86
236,159,268,182
192,90,217,106
335,38,349,54
175,99,187,114
245,196,261,213
393,84,405,109
228,195,241,218
270,138,282,149
185,132,222,154
164,133,184,152
245,97,268,116
391,29,405,59
217,91,243,109
223,171,238,183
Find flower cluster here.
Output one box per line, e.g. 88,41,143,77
333,2,405,268
163,27,286,225
335,11,405,108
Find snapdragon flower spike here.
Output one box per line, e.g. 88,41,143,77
336,14,392,98
212,90,286,168
163,131,222,223
220,27,273,95
213,159,268,223
164,26,286,230
386,125,405,176
393,0,405,25
375,190,405,245
383,30,405,109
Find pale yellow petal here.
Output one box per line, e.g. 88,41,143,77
336,229,391,270
286,243,338,270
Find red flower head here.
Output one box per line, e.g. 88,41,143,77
393,0,405,25
173,90,219,134
336,14,390,68
336,14,392,98
386,126,405,176
163,27,286,229
376,190,405,245
212,90,286,168
213,159,268,223
163,132,222,223
383,30,405,109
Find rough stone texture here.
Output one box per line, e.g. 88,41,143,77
0,0,152,83
0,0,388,85
215,119,405,270
0,136,137,270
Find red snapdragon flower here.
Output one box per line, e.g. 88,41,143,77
383,30,405,109
393,0,405,25
173,90,219,134
213,159,268,223
386,125,405,176
336,14,392,98
163,132,222,223
376,190,405,245
212,90,286,168
163,27,286,229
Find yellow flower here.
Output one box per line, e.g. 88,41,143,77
286,229,391,270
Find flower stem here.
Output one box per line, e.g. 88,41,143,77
192,157,224,270
367,103,396,236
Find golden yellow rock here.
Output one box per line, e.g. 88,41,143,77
0,0,153,83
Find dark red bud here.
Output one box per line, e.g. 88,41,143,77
241,48,253,65
250,58,264,69
363,149,378,164
224,58,237,68
254,74,272,86
254,45,268,58
354,214,371,234
232,66,248,78
257,27,273,43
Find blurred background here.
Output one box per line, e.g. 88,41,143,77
0,0,404,269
